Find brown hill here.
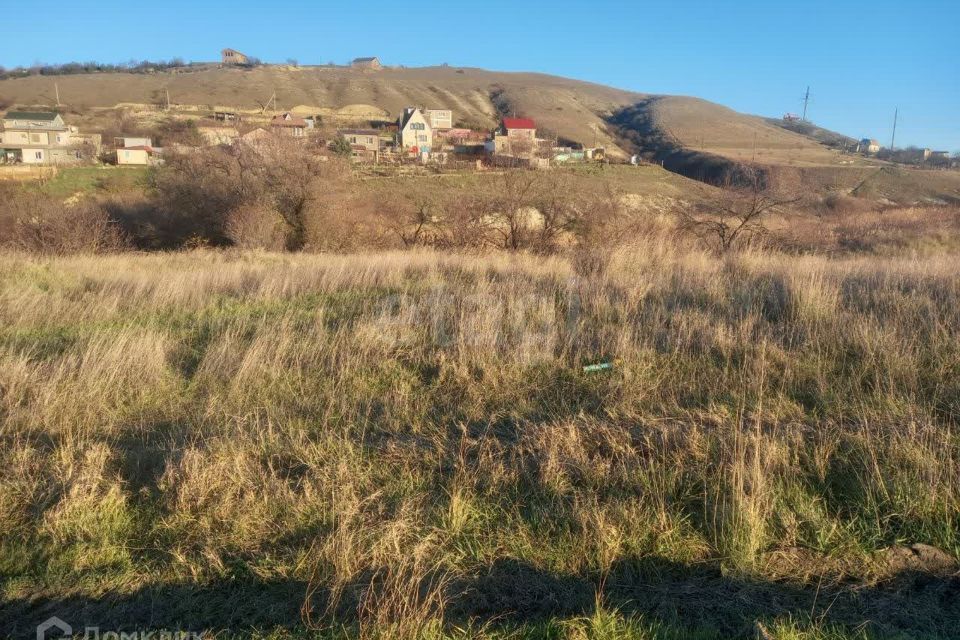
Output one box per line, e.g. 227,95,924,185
3,64,958,204
0,64,641,157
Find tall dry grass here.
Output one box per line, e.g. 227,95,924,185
0,241,958,637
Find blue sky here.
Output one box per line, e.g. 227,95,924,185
2,0,957,151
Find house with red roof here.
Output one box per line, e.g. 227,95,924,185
270,113,308,138
492,117,538,157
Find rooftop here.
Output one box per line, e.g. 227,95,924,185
270,114,307,127
4,111,61,122
503,117,536,130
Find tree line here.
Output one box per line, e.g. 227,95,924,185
0,58,198,80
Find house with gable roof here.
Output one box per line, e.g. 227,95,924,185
397,107,432,154
0,110,89,164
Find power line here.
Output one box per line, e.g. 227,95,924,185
801,86,811,122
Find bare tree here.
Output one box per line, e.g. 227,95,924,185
150,135,346,249
678,174,800,253
374,188,443,248
0,186,126,254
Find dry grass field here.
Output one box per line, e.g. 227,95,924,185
1,234,958,638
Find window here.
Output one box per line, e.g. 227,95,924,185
411,122,424,130
35,151,43,160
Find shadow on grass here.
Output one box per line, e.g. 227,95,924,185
3,556,959,638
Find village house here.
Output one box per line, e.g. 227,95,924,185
270,112,307,137
425,109,453,130
491,117,537,157
338,128,381,163
398,108,432,154
929,150,950,159
859,138,881,154
115,137,161,165
351,57,381,70
0,111,87,164
221,49,250,66
214,111,241,123
115,136,152,149
117,146,160,165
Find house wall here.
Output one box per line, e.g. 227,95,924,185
400,110,432,151
222,50,249,65
506,128,536,140
21,148,46,164
118,148,150,165
345,133,379,149
352,59,381,69
1,131,31,145
119,137,152,148
426,110,452,130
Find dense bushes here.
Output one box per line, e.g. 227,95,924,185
101,140,636,253
0,185,126,253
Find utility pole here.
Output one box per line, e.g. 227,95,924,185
890,107,898,151
262,91,276,114
165,88,171,111
55,83,61,107
801,86,810,121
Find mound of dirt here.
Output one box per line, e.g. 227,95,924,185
880,544,958,576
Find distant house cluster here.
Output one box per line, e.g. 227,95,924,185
0,51,614,169
0,103,601,170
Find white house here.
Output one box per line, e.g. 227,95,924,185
426,109,453,130
115,137,161,165
1,111,84,164
398,107,432,153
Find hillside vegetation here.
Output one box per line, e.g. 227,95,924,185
4,64,958,204
1,238,959,638
0,65,640,157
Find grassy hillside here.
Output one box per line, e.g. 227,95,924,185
5,64,958,203
610,96,960,204
1,243,959,638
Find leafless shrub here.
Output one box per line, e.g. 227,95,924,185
679,173,800,253
0,187,126,254
372,188,446,248
225,202,288,250
820,192,878,216
151,136,350,249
